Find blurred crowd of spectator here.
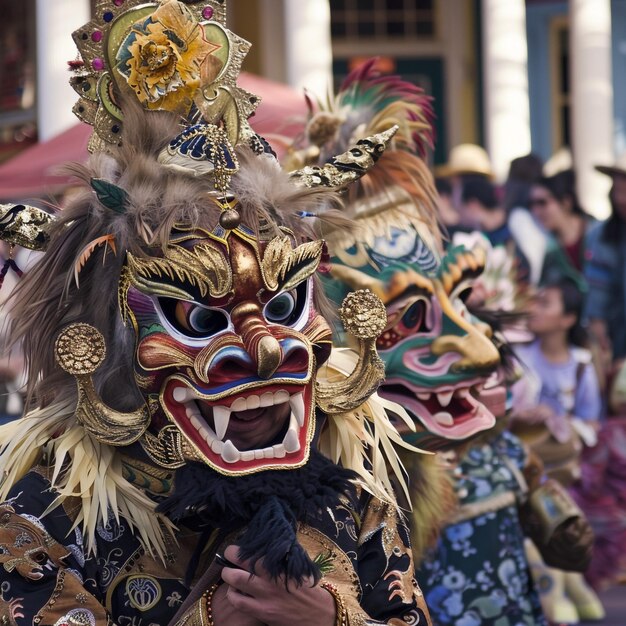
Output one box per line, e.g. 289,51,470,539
435,143,626,609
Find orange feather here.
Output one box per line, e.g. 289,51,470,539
73,234,117,287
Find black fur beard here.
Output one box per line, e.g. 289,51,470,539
156,448,358,585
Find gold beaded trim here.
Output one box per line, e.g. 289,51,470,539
320,582,349,626
203,583,220,626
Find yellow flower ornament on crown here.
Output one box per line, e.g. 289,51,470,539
71,0,257,151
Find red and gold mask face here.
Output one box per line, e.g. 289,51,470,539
120,224,333,475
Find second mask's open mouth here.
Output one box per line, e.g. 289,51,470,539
380,377,495,449
161,377,314,474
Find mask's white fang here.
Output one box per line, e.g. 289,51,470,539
289,392,305,427
213,405,231,440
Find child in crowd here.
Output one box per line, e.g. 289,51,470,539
512,279,604,624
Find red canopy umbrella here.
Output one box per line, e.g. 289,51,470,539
0,73,307,202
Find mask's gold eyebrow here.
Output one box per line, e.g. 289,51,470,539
439,248,486,295
124,243,233,300
384,283,432,309
261,236,324,293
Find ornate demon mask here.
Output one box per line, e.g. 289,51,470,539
121,226,332,473
0,1,404,568
323,189,501,451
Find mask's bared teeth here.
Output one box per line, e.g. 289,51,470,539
213,405,231,440
246,395,260,410
273,443,287,458
211,439,224,454
262,446,275,459
454,388,470,398
260,392,274,407
433,411,454,426
417,392,430,401
172,387,187,404
231,397,247,412
221,440,240,463
437,391,453,407
274,390,290,404
284,425,300,453
189,415,204,431
473,383,485,395
240,450,255,461
289,392,305,427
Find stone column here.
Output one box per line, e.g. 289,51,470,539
481,0,531,181
571,0,613,219
283,0,333,97
36,0,90,141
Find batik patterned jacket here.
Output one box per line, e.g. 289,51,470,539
0,470,430,626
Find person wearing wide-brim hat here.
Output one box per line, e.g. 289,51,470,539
594,152,626,179
436,144,495,233
435,143,495,180
583,152,626,363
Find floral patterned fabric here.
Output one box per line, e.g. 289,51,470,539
417,431,547,626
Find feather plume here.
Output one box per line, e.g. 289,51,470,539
311,58,435,159
287,59,441,251
0,400,176,559
73,234,116,287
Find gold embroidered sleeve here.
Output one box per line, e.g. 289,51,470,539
354,496,432,626
0,504,109,626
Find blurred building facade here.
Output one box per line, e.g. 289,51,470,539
1,0,625,216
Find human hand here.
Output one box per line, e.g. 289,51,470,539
211,583,265,626
219,544,337,626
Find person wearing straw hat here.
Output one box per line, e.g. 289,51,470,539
584,153,626,362
436,144,495,230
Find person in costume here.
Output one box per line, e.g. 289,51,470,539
288,60,593,626
0,3,431,625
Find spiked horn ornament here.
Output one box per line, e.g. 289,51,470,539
0,204,55,251
290,126,398,190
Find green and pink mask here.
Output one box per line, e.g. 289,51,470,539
323,192,501,451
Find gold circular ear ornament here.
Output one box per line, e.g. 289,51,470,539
55,323,150,447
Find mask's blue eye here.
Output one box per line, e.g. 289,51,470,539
264,281,309,327
264,291,296,323
158,298,229,339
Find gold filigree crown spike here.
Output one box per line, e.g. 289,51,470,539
290,126,398,190
71,0,259,152
0,204,55,251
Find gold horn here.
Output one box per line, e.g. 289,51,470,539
315,289,387,415
290,126,398,190
0,203,55,251
55,323,150,446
